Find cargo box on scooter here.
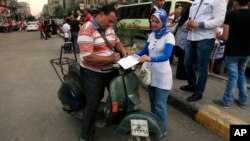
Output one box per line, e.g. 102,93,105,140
58,79,85,112
58,63,85,112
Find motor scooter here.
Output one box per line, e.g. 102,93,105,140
50,43,163,141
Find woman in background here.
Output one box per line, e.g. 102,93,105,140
174,6,190,80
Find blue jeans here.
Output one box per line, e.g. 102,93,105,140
148,86,169,134
72,32,80,53
184,39,215,96
221,56,250,105
64,38,71,52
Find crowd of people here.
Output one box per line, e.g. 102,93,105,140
59,9,94,53
0,17,27,32
53,0,250,140
37,16,58,40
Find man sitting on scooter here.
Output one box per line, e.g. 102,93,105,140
77,4,130,141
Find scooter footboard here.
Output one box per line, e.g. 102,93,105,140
116,110,162,135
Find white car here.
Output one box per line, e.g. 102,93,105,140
26,21,38,31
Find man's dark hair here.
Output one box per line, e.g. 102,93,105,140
99,4,117,16
65,17,71,23
73,13,78,19
234,0,250,6
175,3,182,9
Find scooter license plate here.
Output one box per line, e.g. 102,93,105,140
130,119,149,137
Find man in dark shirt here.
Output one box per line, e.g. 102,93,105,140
214,0,250,109
44,16,51,40
70,13,81,53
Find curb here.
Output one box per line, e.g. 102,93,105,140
168,94,249,141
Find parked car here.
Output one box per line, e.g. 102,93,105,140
26,21,38,31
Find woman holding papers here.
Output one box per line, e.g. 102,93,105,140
136,9,175,137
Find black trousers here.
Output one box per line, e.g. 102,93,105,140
44,29,50,39
80,67,118,141
174,46,187,80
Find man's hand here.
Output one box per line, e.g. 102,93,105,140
112,53,121,63
114,42,133,57
186,20,200,29
122,48,132,57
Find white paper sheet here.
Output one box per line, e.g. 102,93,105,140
118,54,140,70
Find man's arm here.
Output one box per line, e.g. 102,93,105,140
82,53,120,65
114,42,130,57
186,0,227,29
217,24,229,41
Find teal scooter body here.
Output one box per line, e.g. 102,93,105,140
56,62,162,140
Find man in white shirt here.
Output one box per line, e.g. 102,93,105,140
180,0,227,102
62,17,71,53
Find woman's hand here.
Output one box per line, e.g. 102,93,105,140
138,55,151,62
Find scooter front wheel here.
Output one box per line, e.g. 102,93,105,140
123,132,160,141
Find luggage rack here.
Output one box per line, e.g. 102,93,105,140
50,42,77,83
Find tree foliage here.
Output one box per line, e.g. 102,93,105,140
66,3,80,17
54,5,65,18
26,15,36,21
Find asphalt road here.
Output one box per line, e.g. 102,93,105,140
0,31,223,141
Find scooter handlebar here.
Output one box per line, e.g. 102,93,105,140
101,63,120,71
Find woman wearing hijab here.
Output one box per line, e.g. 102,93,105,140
137,9,175,137
174,6,190,80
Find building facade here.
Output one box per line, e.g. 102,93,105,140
43,0,151,17
0,0,22,21
17,2,31,19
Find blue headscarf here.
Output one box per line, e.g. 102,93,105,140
152,9,170,39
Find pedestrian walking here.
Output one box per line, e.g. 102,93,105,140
62,17,71,53
44,16,51,40
51,19,57,35
70,13,81,53
180,0,227,102
137,9,175,137
214,0,250,109
38,20,45,39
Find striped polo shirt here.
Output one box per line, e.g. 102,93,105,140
78,18,120,72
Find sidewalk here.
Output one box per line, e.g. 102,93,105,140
158,65,249,141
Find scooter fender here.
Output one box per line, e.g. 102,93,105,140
116,110,162,135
